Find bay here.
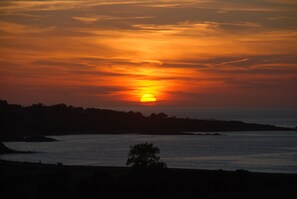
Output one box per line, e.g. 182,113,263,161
2,131,297,173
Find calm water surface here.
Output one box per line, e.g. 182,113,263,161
2,131,297,173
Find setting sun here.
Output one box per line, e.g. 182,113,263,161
1,1,297,197
140,94,157,103
0,0,296,108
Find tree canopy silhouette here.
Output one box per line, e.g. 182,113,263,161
126,142,167,168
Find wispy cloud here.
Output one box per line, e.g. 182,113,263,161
0,0,296,106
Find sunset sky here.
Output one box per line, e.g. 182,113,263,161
0,0,296,107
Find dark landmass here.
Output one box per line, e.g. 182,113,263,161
194,132,222,136
0,100,294,141
0,142,31,154
0,159,296,199
0,142,17,154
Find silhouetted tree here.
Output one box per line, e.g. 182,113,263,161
126,142,167,168
150,113,156,119
157,113,168,119
150,113,168,119
0,100,8,107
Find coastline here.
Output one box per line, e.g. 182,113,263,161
2,129,296,142
2,131,296,174
1,101,295,143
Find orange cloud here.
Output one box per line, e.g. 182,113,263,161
0,0,296,107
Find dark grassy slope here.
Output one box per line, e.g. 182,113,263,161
0,159,296,199
0,100,293,139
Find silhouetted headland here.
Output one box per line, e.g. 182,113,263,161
0,142,32,154
0,100,294,141
0,142,18,154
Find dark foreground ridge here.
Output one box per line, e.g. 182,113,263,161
0,159,296,199
0,99,294,141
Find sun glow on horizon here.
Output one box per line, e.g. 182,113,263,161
0,1,296,107
140,94,157,103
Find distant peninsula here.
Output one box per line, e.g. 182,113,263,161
0,100,294,141
0,142,31,154
0,142,19,154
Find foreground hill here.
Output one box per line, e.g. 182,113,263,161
0,159,296,199
0,100,293,140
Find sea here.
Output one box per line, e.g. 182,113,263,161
1,107,297,173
